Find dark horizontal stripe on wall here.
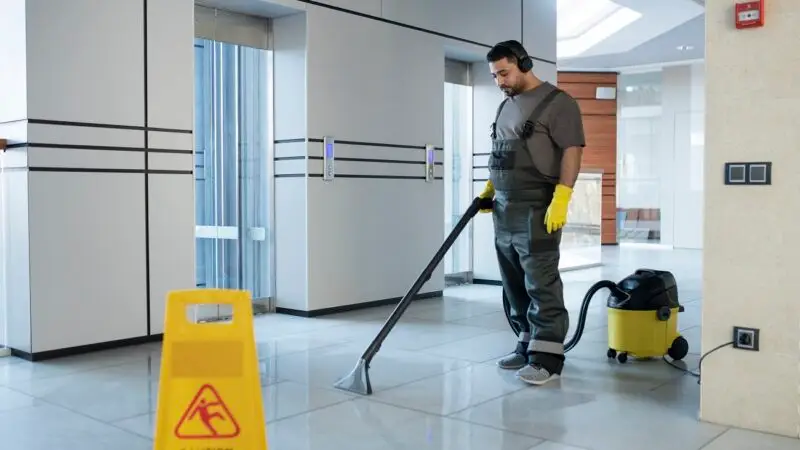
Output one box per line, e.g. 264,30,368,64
474,152,490,157
16,142,192,154
474,178,488,182
309,173,443,180
274,138,308,144
25,167,192,175
279,137,443,151
295,0,557,65
277,290,443,318
26,118,192,134
472,165,488,169
275,173,306,178
473,278,503,286
308,156,443,166
11,334,163,362
274,156,306,161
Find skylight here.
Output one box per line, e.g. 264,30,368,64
557,0,643,59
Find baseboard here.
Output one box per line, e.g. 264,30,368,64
11,334,164,362
445,271,472,287
602,242,619,246
472,278,503,286
276,290,444,318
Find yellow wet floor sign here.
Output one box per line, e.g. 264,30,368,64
153,289,267,450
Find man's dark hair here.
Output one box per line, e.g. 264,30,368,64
486,40,528,64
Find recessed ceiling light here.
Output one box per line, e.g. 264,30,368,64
676,45,695,51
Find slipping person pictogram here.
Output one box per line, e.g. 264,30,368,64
189,398,226,436
174,384,241,439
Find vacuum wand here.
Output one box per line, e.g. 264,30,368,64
333,196,493,395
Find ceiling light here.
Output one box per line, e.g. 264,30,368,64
676,45,695,51
557,0,622,40
558,5,642,59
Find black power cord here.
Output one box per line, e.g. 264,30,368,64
662,341,734,384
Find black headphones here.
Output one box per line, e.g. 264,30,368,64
498,40,534,73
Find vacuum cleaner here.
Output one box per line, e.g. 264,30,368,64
334,196,689,396
502,269,689,364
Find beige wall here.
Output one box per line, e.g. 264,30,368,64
702,0,800,438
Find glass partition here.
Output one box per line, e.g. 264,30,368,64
560,170,603,271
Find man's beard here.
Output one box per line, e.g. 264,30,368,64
500,84,519,96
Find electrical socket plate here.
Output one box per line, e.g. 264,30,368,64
733,326,760,351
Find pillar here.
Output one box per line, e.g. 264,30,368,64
702,0,800,438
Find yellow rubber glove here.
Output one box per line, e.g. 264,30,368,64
544,184,573,233
478,180,495,213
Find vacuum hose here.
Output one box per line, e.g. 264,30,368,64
563,279,630,353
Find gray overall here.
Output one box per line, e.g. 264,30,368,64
489,88,568,373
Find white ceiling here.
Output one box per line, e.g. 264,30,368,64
557,0,705,71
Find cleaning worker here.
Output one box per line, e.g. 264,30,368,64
479,40,586,386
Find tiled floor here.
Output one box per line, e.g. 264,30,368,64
1,245,798,449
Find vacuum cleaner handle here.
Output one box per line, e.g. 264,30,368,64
358,196,492,364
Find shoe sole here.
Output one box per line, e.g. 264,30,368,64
517,373,560,386
497,362,526,370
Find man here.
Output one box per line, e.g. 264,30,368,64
479,40,585,385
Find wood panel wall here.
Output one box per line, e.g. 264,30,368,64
557,71,618,245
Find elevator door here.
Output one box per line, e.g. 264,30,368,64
194,38,272,319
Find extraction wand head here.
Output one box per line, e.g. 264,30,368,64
332,358,371,395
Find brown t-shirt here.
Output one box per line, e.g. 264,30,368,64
494,82,586,182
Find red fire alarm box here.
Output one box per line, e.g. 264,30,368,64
735,0,765,29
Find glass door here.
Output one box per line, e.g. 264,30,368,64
194,38,271,319
443,81,474,281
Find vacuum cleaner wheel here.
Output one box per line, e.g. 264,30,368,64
668,336,689,361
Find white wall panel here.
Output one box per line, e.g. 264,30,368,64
148,0,195,131
148,152,193,172
27,173,148,352
273,13,307,140
381,0,521,48
27,147,144,170
148,174,196,334
27,123,144,149
307,178,444,309
306,6,443,145
25,0,144,125
148,131,193,151
274,177,308,310
522,0,557,63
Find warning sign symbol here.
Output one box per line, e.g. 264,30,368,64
174,384,241,439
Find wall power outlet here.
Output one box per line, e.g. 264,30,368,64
733,326,760,351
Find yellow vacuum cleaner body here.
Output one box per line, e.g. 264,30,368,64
605,269,688,364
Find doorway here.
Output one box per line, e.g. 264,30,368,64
193,37,273,319
443,59,475,283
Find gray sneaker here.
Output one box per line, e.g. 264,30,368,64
497,342,528,370
516,364,560,386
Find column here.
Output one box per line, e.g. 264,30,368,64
701,0,800,438
0,0,195,359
